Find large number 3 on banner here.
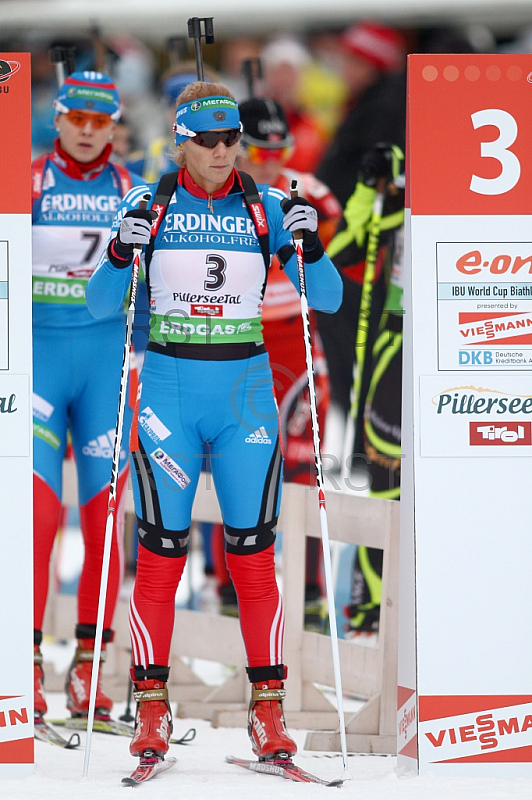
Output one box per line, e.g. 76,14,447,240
470,108,520,195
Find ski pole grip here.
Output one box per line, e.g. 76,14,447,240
133,193,152,253
289,180,304,242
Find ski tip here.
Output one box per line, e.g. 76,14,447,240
121,756,177,787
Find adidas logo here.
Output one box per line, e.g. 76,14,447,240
245,427,272,445
82,429,126,459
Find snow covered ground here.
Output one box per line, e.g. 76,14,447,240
5,414,531,798
4,694,532,800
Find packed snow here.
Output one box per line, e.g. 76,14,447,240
2,687,532,800
4,435,531,798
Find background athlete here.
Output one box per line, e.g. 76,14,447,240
32,71,144,728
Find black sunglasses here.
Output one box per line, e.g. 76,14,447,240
192,129,242,149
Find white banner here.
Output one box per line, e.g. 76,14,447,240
399,53,532,778
0,53,34,776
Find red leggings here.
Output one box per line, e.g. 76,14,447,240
129,543,283,668
33,470,127,633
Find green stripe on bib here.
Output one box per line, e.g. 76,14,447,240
150,314,263,344
32,275,87,304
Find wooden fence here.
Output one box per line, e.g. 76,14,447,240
42,461,399,754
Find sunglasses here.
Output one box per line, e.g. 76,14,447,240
63,109,114,129
191,129,242,149
243,143,292,165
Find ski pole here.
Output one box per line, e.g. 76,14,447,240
241,57,262,99
341,179,386,481
83,193,151,777
49,45,76,87
187,17,214,82
352,177,386,425
289,181,352,781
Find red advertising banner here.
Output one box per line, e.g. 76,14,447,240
0,54,31,215
408,54,532,215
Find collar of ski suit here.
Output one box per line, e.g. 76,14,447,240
51,138,113,181
179,167,245,200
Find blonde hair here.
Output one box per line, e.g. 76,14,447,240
175,80,235,107
173,81,238,167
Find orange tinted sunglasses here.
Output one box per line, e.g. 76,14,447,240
243,143,292,165
64,109,113,129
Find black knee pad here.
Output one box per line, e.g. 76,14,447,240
224,519,277,555
137,516,190,558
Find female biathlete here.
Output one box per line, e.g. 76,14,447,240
32,71,144,725
86,80,342,766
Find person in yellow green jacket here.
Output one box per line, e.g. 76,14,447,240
318,142,404,634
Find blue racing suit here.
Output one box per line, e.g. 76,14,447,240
86,169,342,671
32,152,144,642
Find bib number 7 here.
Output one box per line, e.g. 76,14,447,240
470,108,521,196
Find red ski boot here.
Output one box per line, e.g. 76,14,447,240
34,645,47,719
248,677,297,760
65,639,113,717
130,678,173,758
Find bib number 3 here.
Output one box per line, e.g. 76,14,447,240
204,253,227,291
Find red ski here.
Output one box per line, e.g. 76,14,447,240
226,755,343,786
121,754,177,786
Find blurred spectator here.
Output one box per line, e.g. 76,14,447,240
338,26,488,635
314,22,406,466
299,28,349,141
105,34,162,150
316,21,407,207
332,146,405,636
260,35,328,173
498,26,532,53
419,25,487,54
218,36,263,101
110,114,136,166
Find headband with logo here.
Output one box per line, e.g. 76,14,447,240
173,96,241,144
54,71,121,120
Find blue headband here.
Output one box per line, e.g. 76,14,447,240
54,71,121,120
173,96,241,145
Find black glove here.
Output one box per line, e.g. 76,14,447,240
108,208,156,268
358,142,396,188
280,196,324,262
